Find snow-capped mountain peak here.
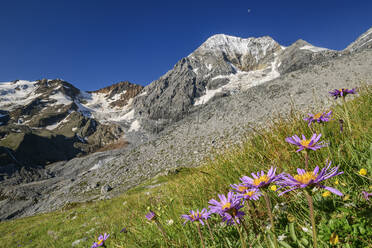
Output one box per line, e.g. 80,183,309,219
195,34,280,61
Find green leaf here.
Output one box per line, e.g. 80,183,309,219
289,223,297,242
359,226,366,235
300,237,309,245
278,241,293,248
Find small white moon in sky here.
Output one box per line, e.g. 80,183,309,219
248,9,251,13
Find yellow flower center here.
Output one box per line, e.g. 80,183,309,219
238,186,248,192
322,191,331,197
359,168,367,176
97,239,104,245
299,139,312,147
313,112,323,119
244,191,254,197
270,185,277,191
294,171,317,184
222,202,231,210
253,175,269,186
189,213,198,220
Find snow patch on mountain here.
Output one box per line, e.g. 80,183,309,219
300,45,328,53
129,119,141,132
194,87,223,105
0,80,41,110
45,122,60,130
197,34,278,61
194,55,281,105
49,92,73,105
79,91,133,123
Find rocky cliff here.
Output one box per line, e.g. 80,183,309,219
0,79,144,181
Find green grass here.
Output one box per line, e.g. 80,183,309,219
1,86,371,248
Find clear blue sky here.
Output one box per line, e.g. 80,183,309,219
0,0,371,91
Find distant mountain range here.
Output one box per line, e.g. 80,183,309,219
0,26,371,220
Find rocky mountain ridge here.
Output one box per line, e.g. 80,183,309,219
0,27,372,220
0,79,144,180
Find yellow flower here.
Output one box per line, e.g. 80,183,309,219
330,232,339,245
287,214,295,222
359,168,367,176
322,191,331,197
343,194,350,201
270,185,277,191
369,185,372,190
334,179,339,185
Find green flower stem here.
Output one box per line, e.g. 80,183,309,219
205,219,216,244
234,221,247,248
305,191,318,248
263,191,278,248
196,222,206,248
155,220,169,247
342,96,352,133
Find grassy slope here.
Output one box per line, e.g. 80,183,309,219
1,87,371,248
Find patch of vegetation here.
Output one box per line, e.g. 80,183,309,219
0,87,371,247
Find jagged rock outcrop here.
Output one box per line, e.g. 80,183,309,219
89,81,143,108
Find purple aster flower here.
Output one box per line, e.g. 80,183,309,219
231,183,249,193
91,233,109,248
362,191,372,201
208,191,245,225
304,111,332,126
240,167,281,189
277,161,343,196
329,88,356,99
236,188,262,201
285,133,325,152
145,211,156,221
181,208,209,225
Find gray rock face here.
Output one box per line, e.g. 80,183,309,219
277,39,339,74
0,26,372,221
